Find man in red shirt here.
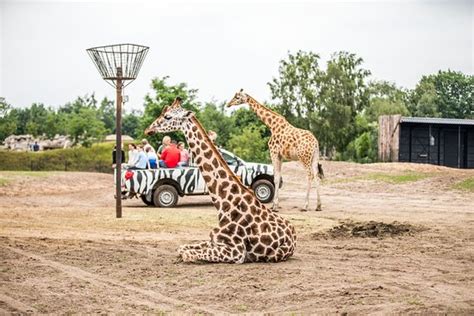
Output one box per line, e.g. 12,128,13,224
159,140,181,168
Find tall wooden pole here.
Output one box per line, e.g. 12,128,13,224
115,67,123,218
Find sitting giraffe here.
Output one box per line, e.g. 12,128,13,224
227,89,323,212
145,97,296,263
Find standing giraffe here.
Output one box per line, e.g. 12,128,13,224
227,89,323,212
145,97,296,263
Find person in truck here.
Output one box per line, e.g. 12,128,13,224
159,140,180,168
177,141,190,167
129,145,149,169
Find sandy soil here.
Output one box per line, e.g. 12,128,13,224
0,162,473,314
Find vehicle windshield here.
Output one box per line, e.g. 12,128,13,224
219,149,243,166
188,148,243,167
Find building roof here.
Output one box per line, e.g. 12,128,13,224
104,134,134,142
400,117,474,126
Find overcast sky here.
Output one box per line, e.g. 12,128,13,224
0,0,472,111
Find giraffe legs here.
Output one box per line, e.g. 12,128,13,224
301,148,322,212
315,174,322,211
178,242,246,264
271,153,282,211
302,171,312,212
312,148,322,212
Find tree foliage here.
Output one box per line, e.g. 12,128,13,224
1,55,472,164
0,98,17,142
269,50,371,156
408,70,474,118
139,76,199,147
228,126,269,163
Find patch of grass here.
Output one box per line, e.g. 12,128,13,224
407,296,424,306
0,177,8,186
233,304,248,312
453,177,474,192
365,172,430,184
0,171,54,178
325,171,431,185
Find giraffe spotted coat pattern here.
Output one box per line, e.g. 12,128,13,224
145,97,296,263
227,89,323,212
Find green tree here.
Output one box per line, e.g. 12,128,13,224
122,109,142,139
196,101,233,147
66,107,107,147
227,126,269,163
268,50,371,156
140,76,199,146
98,97,116,133
340,81,409,163
365,80,409,122
316,52,371,154
0,98,17,141
408,70,474,118
60,94,98,114
268,50,322,130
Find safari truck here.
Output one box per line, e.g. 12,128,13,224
119,148,280,207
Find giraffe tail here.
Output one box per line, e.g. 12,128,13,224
317,163,324,180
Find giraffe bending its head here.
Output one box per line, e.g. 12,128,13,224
145,97,297,263
227,89,323,212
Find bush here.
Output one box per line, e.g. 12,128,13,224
0,142,120,173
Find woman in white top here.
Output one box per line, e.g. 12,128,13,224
127,143,138,167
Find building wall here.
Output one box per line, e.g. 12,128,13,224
399,123,474,168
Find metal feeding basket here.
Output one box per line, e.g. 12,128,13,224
86,43,149,87
86,43,149,218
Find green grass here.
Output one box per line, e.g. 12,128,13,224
0,177,8,186
325,171,431,185
453,177,474,192
0,171,53,177
406,296,424,306
365,171,430,184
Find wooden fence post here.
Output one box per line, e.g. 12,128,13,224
378,115,402,162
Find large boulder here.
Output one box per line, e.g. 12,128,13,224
3,134,72,151
4,135,34,151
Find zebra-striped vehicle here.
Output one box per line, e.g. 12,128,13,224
121,148,280,207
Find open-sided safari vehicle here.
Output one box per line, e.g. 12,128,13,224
119,148,281,207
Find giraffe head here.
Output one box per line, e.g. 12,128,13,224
227,89,249,107
144,97,194,136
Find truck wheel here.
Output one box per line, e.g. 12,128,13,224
140,194,154,206
153,185,179,207
252,179,275,204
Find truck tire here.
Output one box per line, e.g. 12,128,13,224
252,179,275,204
140,194,154,206
153,185,179,207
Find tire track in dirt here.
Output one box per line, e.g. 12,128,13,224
3,246,222,315
0,292,37,314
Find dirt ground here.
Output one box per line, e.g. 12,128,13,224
0,161,473,314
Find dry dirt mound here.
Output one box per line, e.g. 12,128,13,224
312,220,425,239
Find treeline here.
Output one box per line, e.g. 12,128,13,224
0,95,141,147
1,50,473,163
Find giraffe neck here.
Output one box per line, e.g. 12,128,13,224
183,116,249,209
247,96,287,130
